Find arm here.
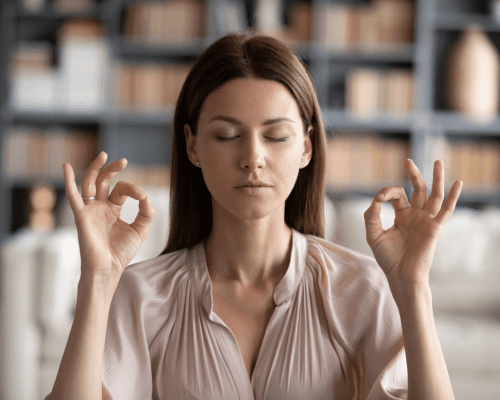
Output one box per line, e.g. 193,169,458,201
47,273,118,400
363,159,462,400
389,280,454,400
46,153,154,399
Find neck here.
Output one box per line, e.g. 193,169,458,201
204,204,293,288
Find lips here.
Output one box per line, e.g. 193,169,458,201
236,182,272,188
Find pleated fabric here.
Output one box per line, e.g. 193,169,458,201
102,228,408,399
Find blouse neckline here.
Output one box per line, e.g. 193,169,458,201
186,228,309,317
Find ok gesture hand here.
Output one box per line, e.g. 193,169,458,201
63,152,155,284
363,159,463,287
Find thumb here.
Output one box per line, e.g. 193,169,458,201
363,196,385,246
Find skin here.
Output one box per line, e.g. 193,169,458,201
184,77,313,288
61,75,461,397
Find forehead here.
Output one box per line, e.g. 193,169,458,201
198,77,302,125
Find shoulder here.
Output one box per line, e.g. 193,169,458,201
301,234,400,352
114,247,190,302
303,233,388,292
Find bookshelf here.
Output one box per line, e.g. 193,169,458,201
1,0,500,246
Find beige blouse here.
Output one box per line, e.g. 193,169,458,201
102,228,408,399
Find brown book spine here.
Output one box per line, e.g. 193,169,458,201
325,133,352,187
27,129,46,175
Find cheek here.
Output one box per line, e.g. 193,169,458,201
199,145,232,190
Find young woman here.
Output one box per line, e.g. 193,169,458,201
48,32,460,399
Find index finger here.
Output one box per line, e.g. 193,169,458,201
63,163,85,212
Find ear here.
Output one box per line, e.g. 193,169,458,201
300,125,313,168
184,123,199,166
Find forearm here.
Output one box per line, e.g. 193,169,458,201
389,280,455,400
48,272,119,400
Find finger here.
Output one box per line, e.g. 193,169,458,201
376,186,410,212
95,158,127,201
434,180,463,226
424,160,445,217
63,163,85,212
130,194,156,242
405,159,428,209
364,196,385,246
81,151,108,198
108,181,146,207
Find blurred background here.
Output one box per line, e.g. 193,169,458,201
0,0,500,399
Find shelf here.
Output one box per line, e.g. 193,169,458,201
3,107,106,125
322,109,413,132
435,12,500,32
118,36,210,59
109,108,174,126
327,183,500,205
432,111,500,135
293,42,414,63
8,107,500,137
454,186,500,204
326,180,411,199
13,3,103,20
2,106,176,126
1,172,84,187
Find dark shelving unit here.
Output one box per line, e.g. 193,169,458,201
1,0,500,245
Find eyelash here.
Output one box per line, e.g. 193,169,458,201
216,136,289,142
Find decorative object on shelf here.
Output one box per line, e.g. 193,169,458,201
489,0,500,24
56,18,110,113
8,43,56,111
255,0,283,37
21,0,46,12
446,24,500,122
51,0,95,14
283,2,312,42
29,183,57,232
206,0,247,36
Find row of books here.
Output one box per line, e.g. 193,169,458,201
109,164,171,188
124,0,205,45
121,0,414,50
346,69,414,116
3,125,498,188
326,133,410,187
315,0,414,51
1,127,98,178
113,62,192,109
326,132,500,188
440,139,500,187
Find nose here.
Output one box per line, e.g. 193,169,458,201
239,134,266,171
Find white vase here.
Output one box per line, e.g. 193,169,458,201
446,24,500,122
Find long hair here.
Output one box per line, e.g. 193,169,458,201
161,31,327,255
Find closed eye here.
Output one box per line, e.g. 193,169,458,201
216,136,289,142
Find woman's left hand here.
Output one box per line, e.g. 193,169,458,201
363,159,463,287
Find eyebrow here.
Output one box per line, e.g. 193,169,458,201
208,116,295,125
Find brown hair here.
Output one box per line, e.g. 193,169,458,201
161,31,327,255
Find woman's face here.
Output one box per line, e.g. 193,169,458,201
185,77,312,221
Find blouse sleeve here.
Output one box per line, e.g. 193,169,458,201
102,268,153,400
357,263,408,400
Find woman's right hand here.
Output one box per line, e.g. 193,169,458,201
63,151,155,284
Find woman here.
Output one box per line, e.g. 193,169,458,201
48,32,460,399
